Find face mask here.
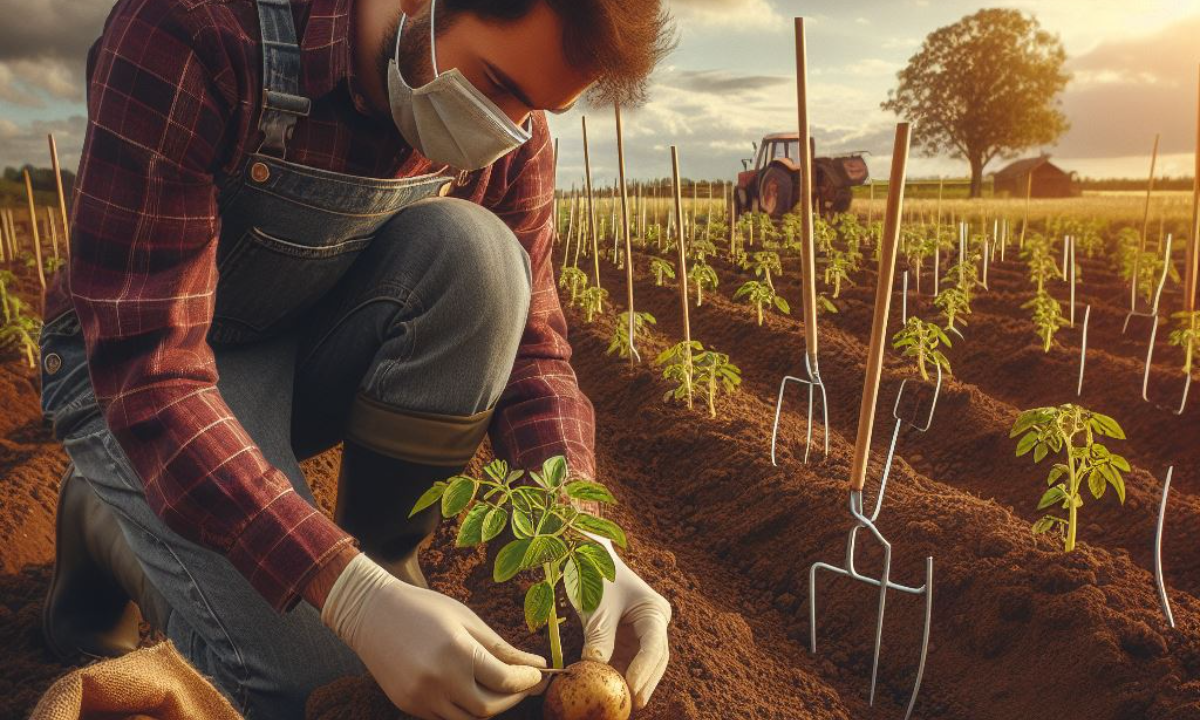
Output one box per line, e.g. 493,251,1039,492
387,0,532,171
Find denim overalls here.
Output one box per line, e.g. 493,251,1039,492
38,0,533,715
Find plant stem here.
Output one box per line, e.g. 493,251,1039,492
1065,450,1078,552
544,563,564,669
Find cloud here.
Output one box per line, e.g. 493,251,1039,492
0,115,88,172
668,0,787,32
0,0,109,107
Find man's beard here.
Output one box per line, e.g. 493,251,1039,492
377,8,436,94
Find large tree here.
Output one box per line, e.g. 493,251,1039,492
882,9,1071,198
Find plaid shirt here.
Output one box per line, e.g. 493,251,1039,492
44,0,595,612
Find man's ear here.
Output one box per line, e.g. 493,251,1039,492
398,0,430,16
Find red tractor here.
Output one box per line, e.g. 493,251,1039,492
735,133,870,219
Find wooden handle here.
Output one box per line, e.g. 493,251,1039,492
615,103,636,366
1141,133,1160,252
48,133,71,252
670,146,692,348
849,123,911,492
1186,64,1199,313
794,17,819,363
581,116,601,288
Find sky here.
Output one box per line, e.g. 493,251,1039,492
0,0,1197,186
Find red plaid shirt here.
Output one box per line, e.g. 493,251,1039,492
44,0,595,612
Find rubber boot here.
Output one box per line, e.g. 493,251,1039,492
43,464,168,659
335,393,493,588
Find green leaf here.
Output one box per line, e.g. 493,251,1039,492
1015,431,1039,457
1088,469,1106,499
524,581,554,632
455,503,490,547
1089,413,1125,439
574,515,628,549
494,539,531,582
441,477,477,518
565,481,618,505
523,535,569,569
512,507,535,538
1047,464,1068,485
1011,408,1050,437
541,456,568,488
409,482,447,518
1038,486,1067,510
1109,473,1126,504
1033,442,1049,463
576,541,617,582
483,460,509,484
1032,516,1057,534
563,554,604,614
1110,454,1131,472
483,507,508,542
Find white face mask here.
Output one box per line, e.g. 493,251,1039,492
387,0,532,171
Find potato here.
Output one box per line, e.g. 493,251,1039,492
542,660,632,720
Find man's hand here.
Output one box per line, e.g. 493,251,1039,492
321,552,549,720
576,534,672,711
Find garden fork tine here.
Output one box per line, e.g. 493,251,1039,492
1155,466,1176,628
772,18,830,467
1136,236,1192,414
810,123,932,720
1122,234,1172,335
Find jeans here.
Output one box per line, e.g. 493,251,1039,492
39,197,533,718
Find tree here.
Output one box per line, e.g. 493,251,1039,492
881,9,1070,198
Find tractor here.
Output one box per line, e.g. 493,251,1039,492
735,133,870,219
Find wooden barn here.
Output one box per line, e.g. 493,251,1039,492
992,155,1078,198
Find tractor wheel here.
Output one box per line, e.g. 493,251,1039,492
829,187,854,214
758,166,798,219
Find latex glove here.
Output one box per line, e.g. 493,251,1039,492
576,533,672,710
322,553,549,720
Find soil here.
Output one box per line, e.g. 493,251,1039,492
3,237,1200,720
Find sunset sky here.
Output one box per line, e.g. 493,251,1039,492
0,0,1197,185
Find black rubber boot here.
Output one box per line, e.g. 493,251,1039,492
43,464,167,659
334,439,468,588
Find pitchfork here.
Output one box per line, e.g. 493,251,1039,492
771,18,829,466
1129,235,1194,414
809,122,933,720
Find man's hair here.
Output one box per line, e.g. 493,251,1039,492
443,0,677,107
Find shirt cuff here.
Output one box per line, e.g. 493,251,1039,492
225,483,357,613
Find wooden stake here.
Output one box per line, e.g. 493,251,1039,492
850,122,912,492
23,170,47,297
615,103,637,367
45,206,60,262
794,17,820,366
1187,63,1199,313
670,145,694,409
48,134,71,257
1141,133,1160,252
581,116,601,289
1019,171,1032,249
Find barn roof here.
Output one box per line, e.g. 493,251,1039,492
994,155,1062,179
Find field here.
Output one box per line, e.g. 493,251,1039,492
1,186,1198,719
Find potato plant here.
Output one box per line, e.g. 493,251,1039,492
1010,405,1129,552
409,456,625,670
0,295,42,369
816,292,839,316
734,280,790,326
892,316,952,381
581,286,609,323
692,347,742,418
752,251,782,291
688,262,719,307
607,311,656,360
1023,291,1066,352
1168,310,1200,377
935,286,971,333
650,257,676,287
656,340,699,410
559,267,589,307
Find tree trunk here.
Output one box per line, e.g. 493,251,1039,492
968,155,985,199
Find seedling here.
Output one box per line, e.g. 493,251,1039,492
824,251,855,299
581,286,609,323
409,456,626,671
1023,291,1066,352
688,262,719,307
0,295,41,368
607,311,656,360
816,293,839,315
734,280,790,326
1168,310,1200,377
752,251,782,291
559,267,589,307
656,340,699,410
1010,405,1129,552
892,316,951,381
650,257,676,287
692,348,742,418
934,286,971,334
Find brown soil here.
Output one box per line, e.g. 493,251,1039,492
4,240,1200,720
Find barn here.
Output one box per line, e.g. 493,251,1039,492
992,155,1078,198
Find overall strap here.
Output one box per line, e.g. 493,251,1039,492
254,0,312,158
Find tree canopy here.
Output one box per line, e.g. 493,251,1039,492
881,8,1071,197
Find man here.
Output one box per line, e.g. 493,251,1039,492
37,0,675,717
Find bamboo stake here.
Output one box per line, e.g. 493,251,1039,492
48,134,71,257
670,145,694,410
615,103,637,367
45,206,60,262
1019,171,1032,249
850,122,911,492
794,17,820,368
1131,134,1160,310
1187,63,1199,313
5,209,17,259
1069,236,1077,328
0,209,8,264
581,117,601,289
23,170,47,297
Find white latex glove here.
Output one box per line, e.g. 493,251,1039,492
577,533,672,711
322,553,549,720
